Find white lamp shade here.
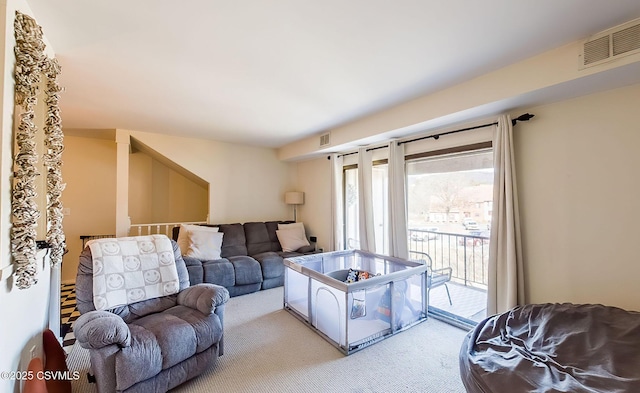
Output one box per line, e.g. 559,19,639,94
285,191,304,205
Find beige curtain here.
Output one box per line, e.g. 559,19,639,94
330,154,344,251
388,141,408,259
487,114,525,315
358,147,376,252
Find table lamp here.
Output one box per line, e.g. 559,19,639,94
285,191,304,222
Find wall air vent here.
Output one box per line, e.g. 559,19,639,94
580,17,640,69
319,133,330,147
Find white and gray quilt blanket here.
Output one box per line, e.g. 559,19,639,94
88,234,179,311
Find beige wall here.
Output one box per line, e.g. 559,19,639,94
129,150,153,223
61,135,117,282
295,157,332,251
129,150,208,224
164,167,208,222
62,129,295,282
295,82,640,312
515,82,640,311
128,130,296,224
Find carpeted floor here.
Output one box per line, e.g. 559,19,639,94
66,286,470,393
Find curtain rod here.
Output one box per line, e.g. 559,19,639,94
336,144,388,158
332,113,534,158
398,113,534,146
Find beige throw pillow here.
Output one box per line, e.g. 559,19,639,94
177,224,218,255
278,222,305,232
185,230,224,260
276,222,310,252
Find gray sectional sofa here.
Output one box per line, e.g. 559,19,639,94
173,221,315,297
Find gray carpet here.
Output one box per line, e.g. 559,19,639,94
67,287,470,392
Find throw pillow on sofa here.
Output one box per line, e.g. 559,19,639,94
186,230,224,260
177,224,219,255
276,222,310,252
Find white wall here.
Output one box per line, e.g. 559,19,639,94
515,82,640,311
278,32,640,162
0,1,57,392
0,252,52,393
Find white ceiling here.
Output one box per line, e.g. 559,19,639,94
25,0,640,148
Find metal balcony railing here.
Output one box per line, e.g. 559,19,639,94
408,228,489,289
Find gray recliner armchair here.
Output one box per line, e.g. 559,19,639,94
74,237,229,393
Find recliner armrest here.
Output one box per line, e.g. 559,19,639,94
177,283,230,315
74,310,131,349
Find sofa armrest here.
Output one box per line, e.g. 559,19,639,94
182,255,203,267
177,283,230,315
74,311,131,349
182,255,204,285
296,245,316,253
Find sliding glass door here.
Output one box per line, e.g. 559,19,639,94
406,148,493,325
343,163,388,255
342,146,492,327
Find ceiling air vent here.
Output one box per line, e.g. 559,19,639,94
583,36,610,65
613,23,640,56
319,133,330,147
580,17,640,68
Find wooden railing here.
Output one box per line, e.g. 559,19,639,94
129,221,207,237
80,234,116,248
